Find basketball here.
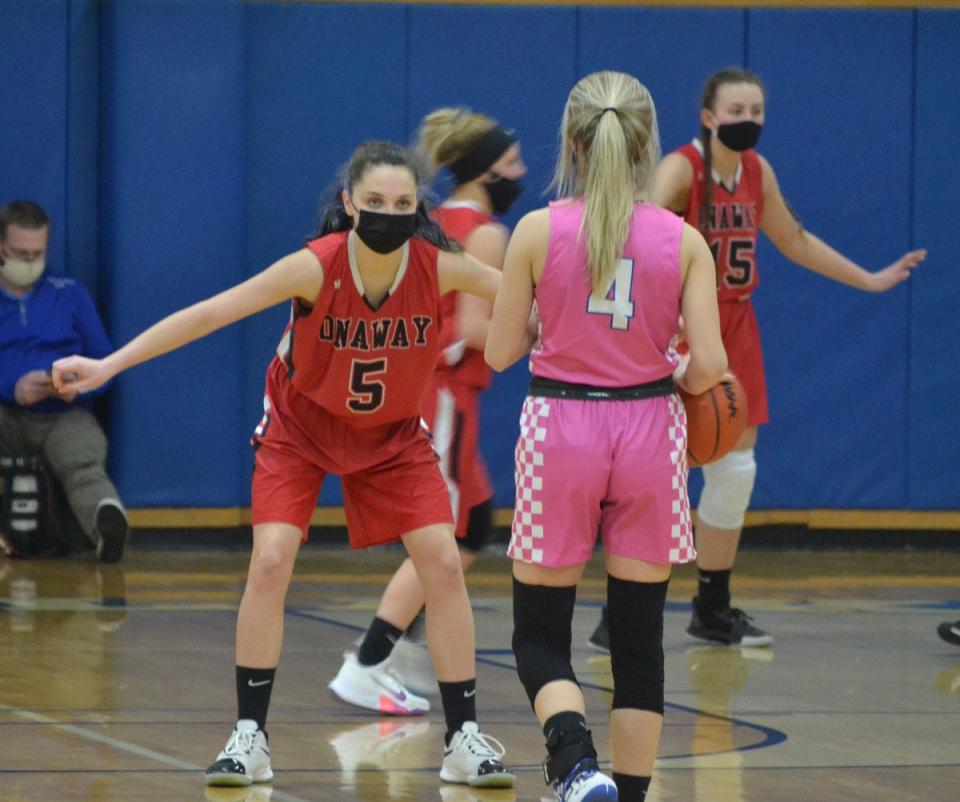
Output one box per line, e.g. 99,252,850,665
679,376,748,467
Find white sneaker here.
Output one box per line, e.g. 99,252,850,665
440,722,514,788
329,651,430,715
553,759,617,802
389,636,437,696
205,720,273,787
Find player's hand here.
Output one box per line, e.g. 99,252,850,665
14,370,56,406
51,356,113,394
868,249,926,292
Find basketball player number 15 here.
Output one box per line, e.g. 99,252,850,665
587,258,635,330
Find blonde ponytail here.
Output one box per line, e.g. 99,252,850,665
550,71,661,298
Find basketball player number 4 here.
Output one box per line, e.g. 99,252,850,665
587,258,635,330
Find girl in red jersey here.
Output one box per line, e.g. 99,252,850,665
51,141,515,790
486,71,726,802
587,67,926,652
331,109,527,707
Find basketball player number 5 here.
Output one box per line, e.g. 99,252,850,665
348,358,387,413
587,258,635,330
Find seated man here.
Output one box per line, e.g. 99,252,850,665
0,200,127,562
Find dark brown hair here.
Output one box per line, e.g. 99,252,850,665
315,141,461,252
0,200,50,240
698,68,765,233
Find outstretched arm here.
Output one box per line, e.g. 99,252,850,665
758,155,926,292
53,248,324,393
437,248,501,303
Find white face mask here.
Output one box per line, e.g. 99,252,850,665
0,255,45,288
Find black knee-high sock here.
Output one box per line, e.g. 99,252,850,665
697,568,731,610
613,772,651,802
357,616,404,666
236,666,275,733
439,678,477,743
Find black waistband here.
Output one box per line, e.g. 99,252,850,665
529,375,676,400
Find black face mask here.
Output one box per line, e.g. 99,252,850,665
354,209,417,254
484,176,524,216
716,120,762,152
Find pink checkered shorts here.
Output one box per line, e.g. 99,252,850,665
507,393,695,567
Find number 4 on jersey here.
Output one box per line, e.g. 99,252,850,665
587,258,635,330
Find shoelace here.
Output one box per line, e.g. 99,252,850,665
459,729,506,760
224,728,256,756
557,761,600,798
728,608,755,624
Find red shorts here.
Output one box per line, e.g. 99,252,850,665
719,299,768,426
251,362,454,547
420,375,494,538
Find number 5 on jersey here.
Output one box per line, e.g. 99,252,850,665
348,358,387,413
587,258,635,330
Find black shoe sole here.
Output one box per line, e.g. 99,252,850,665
938,623,960,647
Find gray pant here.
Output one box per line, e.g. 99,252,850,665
0,405,122,540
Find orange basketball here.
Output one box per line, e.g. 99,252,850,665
679,376,748,468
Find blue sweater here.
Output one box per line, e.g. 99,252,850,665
0,275,113,413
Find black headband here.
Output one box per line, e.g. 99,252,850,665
448,125,517,184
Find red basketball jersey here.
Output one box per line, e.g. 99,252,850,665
432,202,494,390
271,231,442,427
678,142,765,302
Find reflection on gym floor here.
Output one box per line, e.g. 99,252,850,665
1,547,958,802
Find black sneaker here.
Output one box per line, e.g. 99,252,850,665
938,620,960,647
93,499,128,564
688,597,772,647
587,607,610,653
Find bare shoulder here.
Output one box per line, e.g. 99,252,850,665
655,153,694,211
514,207,551,237
464,221,510,264
275,246,325,301
661,150,694,176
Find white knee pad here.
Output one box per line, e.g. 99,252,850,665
697,448,757,530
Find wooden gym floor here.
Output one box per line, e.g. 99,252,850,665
1,541,958,802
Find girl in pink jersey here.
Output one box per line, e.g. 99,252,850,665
331,108,527,707
589,67,926,651
52,141,515,791
486,72,727,802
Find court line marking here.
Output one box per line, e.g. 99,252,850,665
285,608,789,761
0,703,311,802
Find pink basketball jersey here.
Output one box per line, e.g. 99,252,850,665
530,199,683,386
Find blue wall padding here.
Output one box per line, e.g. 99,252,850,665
66,0,101,298
0,0,68,276
748,9,916,508
909,10,960,509
579,7,747,151
3,3,956,511
99,1,249,505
